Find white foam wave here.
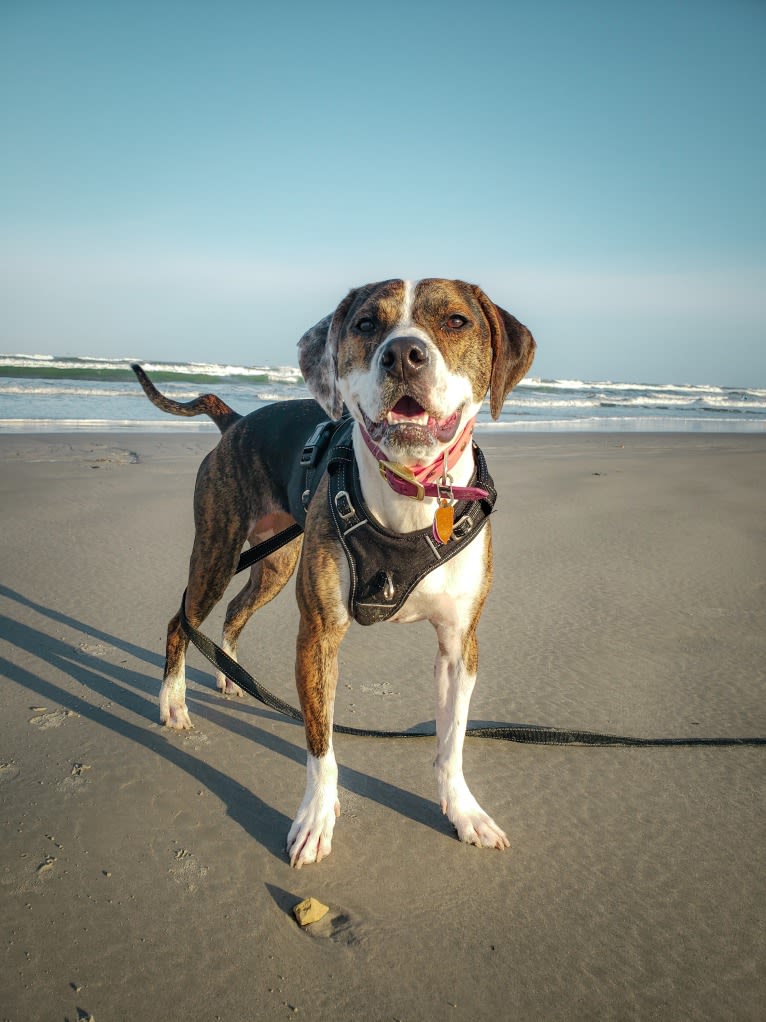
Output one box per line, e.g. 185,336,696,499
509,393,766,410
0,352,56,362
528,378,731,396
137,360,303,381
0,353,304,383
478,416,764,433
0,384,173,398
0,418,218,432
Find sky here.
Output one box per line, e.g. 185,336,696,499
1,0,764,386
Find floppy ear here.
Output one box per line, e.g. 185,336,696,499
298,290,358,420
472,287,536,420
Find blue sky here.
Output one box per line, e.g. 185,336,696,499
1,0,764,385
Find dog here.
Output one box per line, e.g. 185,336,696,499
134,278,535,868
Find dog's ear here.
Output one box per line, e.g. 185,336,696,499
472,287,536,420
298,290,358,420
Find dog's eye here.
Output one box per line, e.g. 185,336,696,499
446,315,468,330
356,318,376,334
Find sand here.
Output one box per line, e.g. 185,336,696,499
1,430,764,1021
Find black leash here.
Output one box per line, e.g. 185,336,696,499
178,526,765,748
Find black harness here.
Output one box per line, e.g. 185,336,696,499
294,416,496,625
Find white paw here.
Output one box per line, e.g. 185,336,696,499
215,672,244,698
159,681,192,730
443,800,509,849
439,780,509,850
287,753,340,868
287,795,340,869
160,704,193,729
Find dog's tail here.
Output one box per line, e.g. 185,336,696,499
131,364,242,433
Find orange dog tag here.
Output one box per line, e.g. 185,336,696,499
433,502,454,545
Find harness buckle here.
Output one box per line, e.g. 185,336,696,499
452,514,474,538
300,420,332,467
334,490,356,520
379,461,425,501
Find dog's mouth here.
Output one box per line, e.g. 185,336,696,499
361,398,462,448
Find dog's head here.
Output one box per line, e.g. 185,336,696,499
299,279,535,463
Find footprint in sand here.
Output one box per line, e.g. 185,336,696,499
28,709,77,729
57,763,92,793
88,447,140,467
360,682,400,697
0,762,20,784
300,905,365,946
76,641,109,657
168,848,209,893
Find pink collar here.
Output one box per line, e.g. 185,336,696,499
358,416,489,502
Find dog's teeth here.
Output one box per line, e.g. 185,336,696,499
386,411,429,425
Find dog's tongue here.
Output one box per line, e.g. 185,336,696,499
385,397,461,442
391,396,426,420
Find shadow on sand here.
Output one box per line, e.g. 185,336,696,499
0,583,451,863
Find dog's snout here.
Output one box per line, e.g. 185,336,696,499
379,336,430,378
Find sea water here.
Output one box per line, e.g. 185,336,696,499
0,354,764,433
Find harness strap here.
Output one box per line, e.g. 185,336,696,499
298,416,351,515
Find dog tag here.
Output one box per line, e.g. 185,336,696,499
433,501,454,545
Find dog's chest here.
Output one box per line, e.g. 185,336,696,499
385,533,491,625
322,437,494,626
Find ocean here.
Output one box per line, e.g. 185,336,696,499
1,353,764,433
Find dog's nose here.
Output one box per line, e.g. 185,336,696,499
379,336,430,378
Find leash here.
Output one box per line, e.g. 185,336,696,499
177,525,765,748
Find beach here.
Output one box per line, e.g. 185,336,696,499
1,430,764,1021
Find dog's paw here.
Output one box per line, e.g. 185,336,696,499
439,781,509,850
160,704,193,730
159,682,192,730
215,672,244,698
443,800,509,849
287,795,340,869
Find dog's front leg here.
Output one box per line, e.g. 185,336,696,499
287,540,350,868
433,618,510,851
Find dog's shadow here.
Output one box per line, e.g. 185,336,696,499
0,583,450,861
